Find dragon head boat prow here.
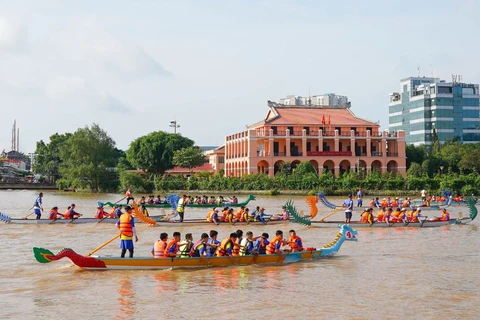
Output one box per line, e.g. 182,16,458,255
340,224,358,242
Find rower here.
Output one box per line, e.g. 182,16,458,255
277,206,290,220
216,233,238,256
151,232,168,258
226,208,236,224
266,230,286,254
49,207,64,220
178,233,193,258
65,204,82,219
210,208,220,225
361,208,374,224
206,230,220,257
239,231,263,255
114,205,123,219
190,233,210,257
254,233,269,254
255,207,271,224
287,230,303,252
232,229,244,256
95,205,109,219
242,207,252,223
164,232,181,257
440,208,450,221
376,207,386,222
235,206,245,221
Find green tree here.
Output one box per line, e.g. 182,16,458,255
458,149,480,173
294,161,317,176
33,133,72,182
126,132,194,176
58,124,117,191
405,144,427,169
406,162,424,177
172,146,207,171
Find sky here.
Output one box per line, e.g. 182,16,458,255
1,0,480,153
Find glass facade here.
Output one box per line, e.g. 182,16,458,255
389,77,480,145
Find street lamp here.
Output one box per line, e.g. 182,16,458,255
170,120,180,134
439,166,444,175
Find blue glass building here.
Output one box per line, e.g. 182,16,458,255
389,76,480,146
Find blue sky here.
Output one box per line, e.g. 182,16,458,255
1,0,479,153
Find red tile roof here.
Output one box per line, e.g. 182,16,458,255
264,107,378,126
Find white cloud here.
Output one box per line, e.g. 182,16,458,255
0,17,27,51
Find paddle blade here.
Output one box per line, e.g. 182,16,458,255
33,247,55,263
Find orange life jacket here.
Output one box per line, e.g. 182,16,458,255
49,210,58,220
232,238,241,256
391,200,398,207
266,236,283,254
369,200,375,208
288,235,303,251
377,210,385,222
153,240,167,258
206,210,215,222
235,209,243,221
441,211,450,221
109,208,116,219
402,200,409,207
95,208,107,219
411,211,420,222
125,190,131,197
164,239,179,257
119,213,133,237
216,238,234,256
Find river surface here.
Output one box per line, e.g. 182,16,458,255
1,190,479,319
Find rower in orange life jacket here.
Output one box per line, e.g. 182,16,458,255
109,206,117,219
380,198,388,207
49,206,64,220
232,230,244,256
369,198,375,208
220,207,229,222
361,208,375,224
392,208,405,222
164,231,181,257
391,198,399,208
226,208,235,224
216,233,238,256
376,207,385,222
95,205,109,219
65,204,81,219
151,232,168,258
287,230,303,252
410,209,421,222
440,209,450,221
266,230,286,254
206,208,215,222
235,207,245,221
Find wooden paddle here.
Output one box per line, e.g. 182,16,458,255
22,212,34,219
69,233,120,268
317,208,343,222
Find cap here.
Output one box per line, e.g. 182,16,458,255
417,209,422,212
348,194,352,197
401,208,407,212
125,205,133,211
214,209,219,212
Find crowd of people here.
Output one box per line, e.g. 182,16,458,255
148,229,303,259
205,205,290,225
343,193,451,224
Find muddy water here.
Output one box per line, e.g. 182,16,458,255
1,190,479,319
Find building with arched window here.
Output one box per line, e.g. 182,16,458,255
224,101,406,177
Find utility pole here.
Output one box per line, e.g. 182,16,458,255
170,120,180,134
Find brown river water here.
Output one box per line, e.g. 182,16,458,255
1,190,479,319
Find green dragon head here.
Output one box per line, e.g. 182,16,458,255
33,247,55,263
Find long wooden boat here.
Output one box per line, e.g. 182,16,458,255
286,196,478,228
100,194,256,209
151,217,292,226
0,212,165,225
32,224,357,270
317,192,453,211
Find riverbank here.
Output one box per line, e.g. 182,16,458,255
0,183,57,190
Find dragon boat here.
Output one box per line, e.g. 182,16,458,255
287,194,478,228
32,224,357,270
0,213,166,225
100,194,256,209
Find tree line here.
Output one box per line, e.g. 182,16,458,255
32,124,480,194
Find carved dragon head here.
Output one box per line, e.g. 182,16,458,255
339,224,358,242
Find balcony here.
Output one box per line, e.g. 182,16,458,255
307,151,352,157
372,152,383,157
386,152,398,157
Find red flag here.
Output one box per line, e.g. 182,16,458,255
328,115,331,125
322,114,326,125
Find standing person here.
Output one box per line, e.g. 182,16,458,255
356,188,363,207
125,188,134,204
116,205,138,258
176,195,188,222
343,194,354,223
420,189,427,202
33,192,44,219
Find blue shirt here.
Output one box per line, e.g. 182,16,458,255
254,238,270,254
34,196,42,208
344,199,353,212
206,238,220,257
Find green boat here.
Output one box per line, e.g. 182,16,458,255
100,194,256,209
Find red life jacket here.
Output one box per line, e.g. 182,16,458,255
288,235,303,251
266,236,283,254
49,210,57,220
